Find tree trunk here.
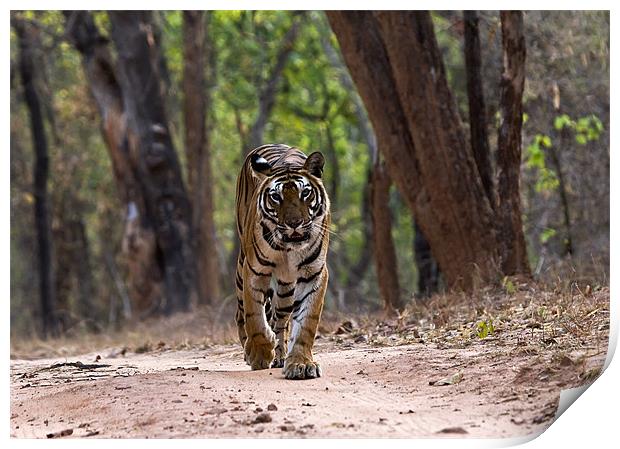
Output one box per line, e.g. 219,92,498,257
183,11,220,305
464,11,495,208
52,195,99,331
108,11,197,313
14,18,58,338
370,161,401,314
64,11,164,315
414,221,439,297
497,11,530,275
345,167,373,292
328,11,501,290
549,127,574,256
72,214,97,327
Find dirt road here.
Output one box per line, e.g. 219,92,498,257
10,287,609,439
9,335,604,439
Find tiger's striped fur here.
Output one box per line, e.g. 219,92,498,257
235,144,330,380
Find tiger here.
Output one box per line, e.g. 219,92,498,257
234,143,331,380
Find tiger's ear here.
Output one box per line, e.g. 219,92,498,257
303,152,325,178
250,154,273,177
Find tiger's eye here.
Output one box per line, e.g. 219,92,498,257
270,192,282,203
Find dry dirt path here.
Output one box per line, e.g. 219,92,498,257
10,336,602,439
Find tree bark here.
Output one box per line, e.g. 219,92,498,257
64,11,164,315
345,167,373,294
108,11,198,313
497,11,530,275
370,161,401,314
464,11,495,208
549,127,574,256
183,11,220,305
14,18,58,337
52,194,98,331
328,11,501,289
414,221,439,297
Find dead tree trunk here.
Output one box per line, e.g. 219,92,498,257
370,161,401,314
108,11,198,313
497,11,530,275
328,11,503,290
183,11,220,304
64,11,164,315
14,18,58,338
464,11,495,208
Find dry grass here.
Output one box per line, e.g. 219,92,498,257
10,307,238,360
11,279,610,379
324,278,610,388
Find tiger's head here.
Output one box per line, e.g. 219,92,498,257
251,151,330,248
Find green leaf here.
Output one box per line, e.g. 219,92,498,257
540,228,557,244
535,168,560,192
575,133,588,145
553,114,571,130
540,135,552,148
592,115,604,132
576,117,590,132
587,128,600,141
526,143,544,169
503,277,516,294
476,319,495,339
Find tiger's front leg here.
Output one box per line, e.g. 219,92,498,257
269,280,296,368
284,267,328,380
243,266,276,370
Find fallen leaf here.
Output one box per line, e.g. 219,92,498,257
201,407,228,415
430,372,463,386
437,427,468,434
46,428,73,438
253,413,272,424
335,320,356,334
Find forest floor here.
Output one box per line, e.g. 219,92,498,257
10,282,610,439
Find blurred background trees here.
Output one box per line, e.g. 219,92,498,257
10,11,609,338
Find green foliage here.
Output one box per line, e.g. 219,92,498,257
10,10,610,335
539,227,557,244
553,113,604,144
526,134,559,193
476,319,495,339
502,277,516,295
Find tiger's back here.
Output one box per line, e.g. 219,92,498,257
234,143,331,380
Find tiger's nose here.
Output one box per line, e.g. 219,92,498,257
286,218,303,229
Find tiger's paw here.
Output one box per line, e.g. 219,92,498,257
271,356,285,368
283,357,322,380
271,345,288,368
244,331,276,370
